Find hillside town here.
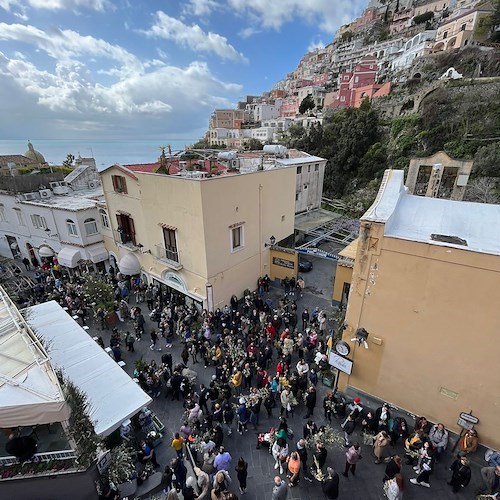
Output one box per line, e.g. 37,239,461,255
0,0,499,500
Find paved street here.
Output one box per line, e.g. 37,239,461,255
88,274,487,500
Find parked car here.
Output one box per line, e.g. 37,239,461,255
299,257,313,272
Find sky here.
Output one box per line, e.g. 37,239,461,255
0,0,366,142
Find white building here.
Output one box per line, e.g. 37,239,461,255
0,169,109,271
245,101,282,123
391,30,437,70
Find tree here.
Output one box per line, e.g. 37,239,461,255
63,153,75,168
413,11,434,25
464,177,499,203
299,95,315,115
245,138,264,150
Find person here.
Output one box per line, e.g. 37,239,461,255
150,328,161,351
139,440,159,467
214,446,232,472
182,476,197,500
428,422,448,462
212,470,231,497
304,385,316,419
166,490,179,500
343,442,362,477
375,403,391,432
237,397,250,434
171,432,185,459
162,464,174,495
478,465,500,495
385,473,404,500
272,437,289,475
5,433,37,462
322,466,339,499
172,458,187,491
373,430,391,464
272,475,288,500
22,257,31,270
409,445,434,488
458,429,479,455
193,466,211,500
448,456,471,493
287,451,301,487
235,457,248,494
296,439,312,482
313,441,328,472
341,414,356,447
384,455,402,482
125,331,135,352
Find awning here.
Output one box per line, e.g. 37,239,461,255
118,253,141,275
25,301,152,436
38,245,55,258
86,243,108,264
58,247,81,268
0,287,70,427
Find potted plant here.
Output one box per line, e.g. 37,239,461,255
107,444,137,495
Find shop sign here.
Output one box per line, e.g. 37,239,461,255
328,352,353,375
272,257,295,269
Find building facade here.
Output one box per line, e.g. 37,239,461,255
339,169,500,450
100,150,326,310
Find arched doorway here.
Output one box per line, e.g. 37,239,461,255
26,243,39,267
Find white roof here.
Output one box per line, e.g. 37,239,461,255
363,169,500,256
21,189,102,211
276,155,326,166
25,301,152,436
0,287,69,427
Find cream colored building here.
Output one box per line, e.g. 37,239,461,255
100,150,326,310
339,169,500,450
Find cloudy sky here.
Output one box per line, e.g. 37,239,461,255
0,0,365,141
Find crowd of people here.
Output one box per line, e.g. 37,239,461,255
5,260,498,500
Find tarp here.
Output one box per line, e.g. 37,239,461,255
0,287,69,428
25,301,152,436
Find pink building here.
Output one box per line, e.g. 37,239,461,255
312,73,329,86
329,56,390,109
280,97,299,118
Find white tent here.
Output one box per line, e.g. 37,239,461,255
25,301,152,436
0,287,69,428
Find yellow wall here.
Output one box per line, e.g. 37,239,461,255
332,264,353,303
269,248,298,281
340,222,500,449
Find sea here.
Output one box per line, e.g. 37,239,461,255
0,139,197,171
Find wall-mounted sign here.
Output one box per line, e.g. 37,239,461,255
457,417,474,430
459,412,479,424
96,449,112,474
328,352,353,375
272,257,295,269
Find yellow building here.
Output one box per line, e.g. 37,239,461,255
332,239,357,306
99,150,325,310
339,169,500,449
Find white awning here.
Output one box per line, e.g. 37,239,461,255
118,253,141,275
38,245,55,258
86,243,108,264
0,287,70,427
58,247,81,268
25,301,152,436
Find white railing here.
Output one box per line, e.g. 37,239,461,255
0,449,77,466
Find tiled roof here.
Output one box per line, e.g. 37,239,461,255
123,163,161,173
0,155,37,167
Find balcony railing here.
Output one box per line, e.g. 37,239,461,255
113,230,137,249
0,449,77,467
155,245,182,270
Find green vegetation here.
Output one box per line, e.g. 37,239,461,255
413,11,434,25
245,138,264,150
63,153,75,167
299,95,315,115
17,166,73,175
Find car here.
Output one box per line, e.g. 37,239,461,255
299,257,313,272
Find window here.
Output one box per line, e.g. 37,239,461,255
84,218,98,236
66,219,78,236
340,96,346,102
303,184,308,189
99,209,110,229
297,166,302,174
13,208,25,226
0,205,6,222
355,76,359,83
111,175,128,194
162,227,179,262
443,31,448,39
295,193,299,201
460,24,466,31
231,224,244,252
116,213,136,245
315,163,319,172
31,214,47,230
308,165,311,173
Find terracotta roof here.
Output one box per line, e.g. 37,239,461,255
123,162,161,173
0,155,37,167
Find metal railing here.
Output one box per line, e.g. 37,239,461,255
0,449,77,466
154,245,179,264
113,230,136,247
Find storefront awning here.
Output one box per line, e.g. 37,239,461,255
57,247,81,268
38,245,55,258
118,253,141,275
86,243,108,264
25,301,152,436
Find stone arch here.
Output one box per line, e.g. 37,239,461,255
161,270,188,292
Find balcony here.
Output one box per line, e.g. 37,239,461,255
154,245,183,270
113,230,139,251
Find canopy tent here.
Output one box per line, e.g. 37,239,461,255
25,301,152,436
86,243,108,264
0,287,69,428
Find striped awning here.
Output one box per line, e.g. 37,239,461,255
159,223,177,231
228,221,245,229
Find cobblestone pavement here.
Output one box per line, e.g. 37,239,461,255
86,280,487,500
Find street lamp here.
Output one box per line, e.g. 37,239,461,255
351,327,369,349
270,235,276,246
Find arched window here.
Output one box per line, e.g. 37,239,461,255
66,219,78,236
99,209,110,229
84,218,98,236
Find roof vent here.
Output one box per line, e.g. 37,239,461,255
431,234,467,246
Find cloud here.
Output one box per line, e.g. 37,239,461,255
182,0,219,17
307,38,325,52
228,0,365,34
0,0,110,11
143,11,248,63
238,26,261,39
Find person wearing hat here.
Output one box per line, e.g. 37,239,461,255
448,456,471,493
322,467,339,499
